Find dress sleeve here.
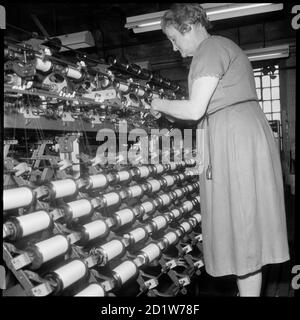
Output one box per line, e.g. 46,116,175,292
190,38,231,82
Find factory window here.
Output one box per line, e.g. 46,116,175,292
254,65,282,150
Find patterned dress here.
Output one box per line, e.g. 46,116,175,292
188,35,290,276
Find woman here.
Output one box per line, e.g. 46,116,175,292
150,3,290,296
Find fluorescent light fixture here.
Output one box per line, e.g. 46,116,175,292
245,44,289,61
54,31,95,52
125,3,283,33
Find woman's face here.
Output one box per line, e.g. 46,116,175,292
165,25,195,58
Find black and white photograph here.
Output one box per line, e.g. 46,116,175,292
1,1,298,315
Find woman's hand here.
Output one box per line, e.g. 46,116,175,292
150,109,162,119
150,98,162,119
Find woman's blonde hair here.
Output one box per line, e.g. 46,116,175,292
161,3,212,34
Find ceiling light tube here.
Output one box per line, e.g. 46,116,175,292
139,21,161,28
125,3,283,33
245,44,289,62
208,3,274,15
206,3,283,20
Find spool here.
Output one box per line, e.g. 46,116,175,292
177,173,185,182
192,213,202,224
138,166,150,178
170,208,182,220
13,210,51,238
33,235,69,265
88,174,108,189
186,168,198,176
117,171,131,182
65,66,82,80
159,194,171,206
113,260,137,285
163,176,175,187
180,221,192,234
169,163,177,171
51,259,87,290
189,217,198,228
3,224,10,239
186,159,196,166
140,243,161,263
100,76,111,89
147,179,161,193
164,231,178,246
74,283,105,297
100,240,124,262
67,199,93,219
118,82,129,92
173,189,184,199
113,208,135,227
140,201,155,214
179,160,186,167
50,179,77,199
127,227,147,244
5,74,20,85
127,185,143,198
129,63,141,75
103,192,120,207
154,164,164,174
182,201,194,213
3,187,34,211
35,57,52,72
186,184,194,193
82,220,108,241
151,215,167,231
137,88,145,97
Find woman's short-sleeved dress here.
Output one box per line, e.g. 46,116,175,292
188,35,290,277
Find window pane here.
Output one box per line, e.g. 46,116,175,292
263,101,272,113
272,100,281,112
262,75,270,87
255,77,261,88
273,113,281,122
270,75,279,86
263,88,271,100
258,102,263,110
272,87,280,100
265,113,272,121
256,89,261,100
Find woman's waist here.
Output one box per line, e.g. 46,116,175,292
198,100,260,129
206,99,259,117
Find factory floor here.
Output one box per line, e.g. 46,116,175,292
187,184,296,297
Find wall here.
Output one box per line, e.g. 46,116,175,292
280,48,296,193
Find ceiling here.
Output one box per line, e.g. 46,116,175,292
5,3,169,47
5,3,294,48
